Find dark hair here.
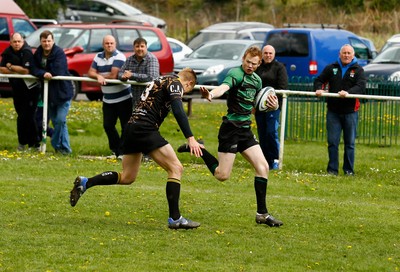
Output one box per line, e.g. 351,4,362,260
133,37,147,46
39,30,54,40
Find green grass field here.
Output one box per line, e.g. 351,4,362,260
0,98,399,271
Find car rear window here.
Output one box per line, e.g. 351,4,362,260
251,31,269,42
0,18,9,41
12,18,36,38
267,32,309,57
139,29,162,52
188,32,237,49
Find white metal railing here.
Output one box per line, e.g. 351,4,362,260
2,73,400,170
0,73,216,154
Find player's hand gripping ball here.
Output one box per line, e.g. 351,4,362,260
255,86,279,112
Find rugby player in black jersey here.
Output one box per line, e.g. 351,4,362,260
70,68,203,229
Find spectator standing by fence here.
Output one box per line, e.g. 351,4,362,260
255,45,288,170
119,37,159,109
88,35,132,159
31,30,74,155
0,32,40,151
314,44,366,175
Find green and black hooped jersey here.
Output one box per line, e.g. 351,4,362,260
128,75,184,130
223,66,262,127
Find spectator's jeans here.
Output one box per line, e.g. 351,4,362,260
102,98,133,156
326,110,358,174
255,109,280,168
49,100,72,153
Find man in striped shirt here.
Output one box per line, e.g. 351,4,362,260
88,35,132,159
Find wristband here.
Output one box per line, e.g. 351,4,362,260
209,92,214,99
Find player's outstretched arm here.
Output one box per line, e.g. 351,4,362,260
171,99,203,157
200,85,229,102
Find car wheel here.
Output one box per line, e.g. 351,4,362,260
72,80,80,100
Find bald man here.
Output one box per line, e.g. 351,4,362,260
255,45,288,170
0,32,40,151
88,35,132,159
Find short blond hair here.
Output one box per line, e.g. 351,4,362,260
178,67,197,87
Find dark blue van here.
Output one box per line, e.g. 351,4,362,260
263,27,374,78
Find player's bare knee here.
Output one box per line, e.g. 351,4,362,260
169,162,183,177
177,164,184,176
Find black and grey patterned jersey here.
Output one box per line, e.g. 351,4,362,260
128,75,184,130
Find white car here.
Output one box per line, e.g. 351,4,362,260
167,37,193,62
381,34,400,52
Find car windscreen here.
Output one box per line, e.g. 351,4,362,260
188,32,237,49
190,43,245,60
267,32,309,57
25,27,86,49
372,46,400,64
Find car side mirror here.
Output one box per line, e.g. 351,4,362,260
64,46,84,56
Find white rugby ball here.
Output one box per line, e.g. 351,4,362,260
255,86,278,112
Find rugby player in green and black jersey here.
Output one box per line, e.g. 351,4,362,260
70,68,203,230
178,46,283,227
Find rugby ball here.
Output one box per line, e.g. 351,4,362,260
255,87,278,112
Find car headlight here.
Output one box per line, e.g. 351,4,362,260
203,64,225,76
388,71,400,81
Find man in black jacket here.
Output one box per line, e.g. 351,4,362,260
0,33,39,151
255,45,288,170
314,44,366,175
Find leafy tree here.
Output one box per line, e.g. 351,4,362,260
15,0,65,19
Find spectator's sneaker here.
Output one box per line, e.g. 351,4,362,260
272,159,279,170
17,144,26,152
177,139,204,153
142,154,152,162
168,216,200,229
106,152,117,159
70,176,88,207
255,213,283,227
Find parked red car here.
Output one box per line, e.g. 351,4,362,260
24,22,174,100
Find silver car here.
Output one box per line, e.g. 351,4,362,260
187,21,274,50
66,0,166,30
